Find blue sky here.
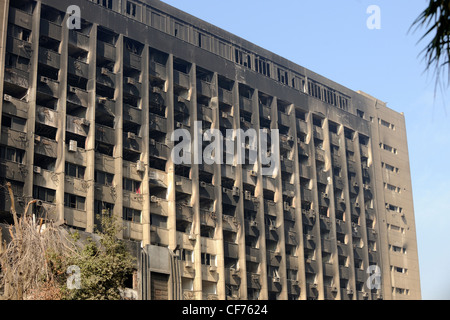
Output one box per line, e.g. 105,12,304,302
160,0,450,299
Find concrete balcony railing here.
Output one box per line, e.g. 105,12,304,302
123,50,141,70
64,207,86,229
296,119,308,134
97,40,116,61
173,70,190,89
95,124,115,145
218,87,233,105
123,220,143,241
68,30,89,50
2,94,28,119
4,67,29,89
197,79,212,98
38,47,60,69
7,37,32,59
68,57,89,79
37,76,59,97
239,96,253,113
34,135,57,158
96,67,116,88
40,19,61,41
149,61,167,80
64,175,89,196
0,160,26,183
9,7,32,30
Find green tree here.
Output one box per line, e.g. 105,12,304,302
63,213,135,300
411,0,450,86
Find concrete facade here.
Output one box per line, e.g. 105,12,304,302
0,0,420,300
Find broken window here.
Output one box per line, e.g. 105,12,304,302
123,207,141,222
126,1,136,17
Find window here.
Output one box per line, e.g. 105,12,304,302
201,253,216,266
95,170,114,186
64,193,86,210
126,1,136,17
384,183,401,193
92,0,112,9
2,114,26,132
94,200,114,215
182,249,194,263
123,207,141,222
389,245,407,254
123,178,141,193
380,143,397,154
0,145,24,163
65,162,85,179
33,186,55,203
381,162,399,173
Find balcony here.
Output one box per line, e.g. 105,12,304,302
68,30,89,50
123,133,143,153
64,176,88,196
3,94,28,119
267,251,281,267
37,76,59,97
96,67,116,88
176,203,193,222
173,70,190,89
0,160,26,183
123,50,141,70
239,96,253,113
7,37,32,59
33,168,58,190
300,188,313,202
222,214,239,232
97,40,116,61
149,139,170,160
218,87,233,105
280,158,294,173
313,126,323,139
264,200,277,217
199,182,215,199
68,57,89,78
65,208,86,229
40,19,61,41
94,184,116,204
34,135,57,158
67,87,88,107
4,67,29,89
278,111,290,127
224,241,239,259
36,106,58,128
197,79,212,98
38,47,60,69
123,78,142,97
149,114,168,133
95,124,115,145
245,246,260,263
149,61,166,80
150,198,168,216
175,176,192,194
296,119,308,134
9,7,32,30
123,221,143,241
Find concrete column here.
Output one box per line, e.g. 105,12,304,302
230,80,248,300
141,44,151,246
307,111,325,300
0,0,10,133
23,1,41,207
55,12,70,223
249,88,268,300
84,24,97,233
114,34,124,236
209,72,226,300
321,118,341,300
271,97,288,300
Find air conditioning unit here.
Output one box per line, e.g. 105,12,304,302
306,234,314,241
69,86,77,93
269,224,277,231
355,202,360,208
331,287,338,293
240,117,245,123
33,166,41,174
188,234,196,241
221,112,228,119
36,200,43,206
287,135,294,142
185,260,193,268
101,67,109,75
200,181,206,187
322,193,329,199
273,277,281,283
347,289,354,295
353,182,359,187
244,191,251,200
363,292,369,299
232,186,239,196
136,160,145,172
176,122,182,128
250,220,258,228
69,140,77,152
4,94,11,101
34,135,41,143
292,280,300,286
127,132,136,139
40,76,49,84
274,250,282,257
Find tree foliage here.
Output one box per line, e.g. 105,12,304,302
62,213,135,300
411,0,450,86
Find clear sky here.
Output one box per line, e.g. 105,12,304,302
160,0,450,300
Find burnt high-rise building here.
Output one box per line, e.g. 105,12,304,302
0,0,420,300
